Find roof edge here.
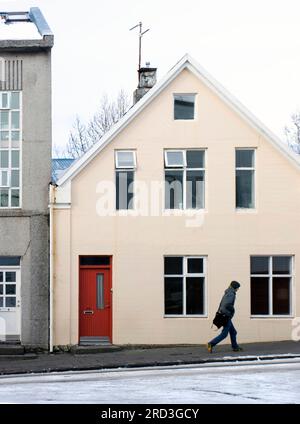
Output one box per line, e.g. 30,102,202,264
57,55,189,186
57,54,300,186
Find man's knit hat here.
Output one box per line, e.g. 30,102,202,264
230,281,240,289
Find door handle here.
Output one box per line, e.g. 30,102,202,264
83,310,94,315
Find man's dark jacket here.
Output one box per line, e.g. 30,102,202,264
218,287,237,318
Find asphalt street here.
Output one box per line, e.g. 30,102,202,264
0,358,299,404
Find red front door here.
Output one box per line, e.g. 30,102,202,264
79,268,112,340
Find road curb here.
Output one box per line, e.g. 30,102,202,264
0,353,299,376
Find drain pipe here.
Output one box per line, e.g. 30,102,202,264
49,183,56,353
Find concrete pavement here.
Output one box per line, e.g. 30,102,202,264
0,340,299,376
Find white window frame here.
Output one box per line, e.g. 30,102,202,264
0,91,22,209
173,93,196,121
235,148,256,210
164,150,186,167
250,255,293,318
164,149,206,210
115,150,136,211
0,266,20,312
164,255,207,317
115,150,137,169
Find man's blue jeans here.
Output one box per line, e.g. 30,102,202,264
209,319,238,349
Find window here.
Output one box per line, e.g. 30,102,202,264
251,256,292,316
174,94,195,120
0,270,17,309
0,92,21,208
80,256,111,266
164,256,206,316
165,150,205,209
115,151,136,210
236,149,255,209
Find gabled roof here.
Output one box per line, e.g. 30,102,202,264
57,54,300,186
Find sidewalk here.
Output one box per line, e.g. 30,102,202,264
0,341,299,376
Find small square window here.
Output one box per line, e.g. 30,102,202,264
0,131,9,141
5,272,16,283
164,257,183,275
187,150,204,168
5,297,16,308
236,150,254,168
251,257,269,275
5,285,16,295
187,258,203,274
273,256,291,275
165,151,185,167
115,151,136,168
174,94,195,120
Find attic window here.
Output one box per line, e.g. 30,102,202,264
174,94,195,120
115,151,136,169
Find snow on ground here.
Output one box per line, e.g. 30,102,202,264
0,21,41,39
0,360,299,404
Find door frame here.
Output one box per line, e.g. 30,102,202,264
0,266,21,342
78,256,112,343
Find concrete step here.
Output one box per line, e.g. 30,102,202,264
71,345,123,355
0,345,25,355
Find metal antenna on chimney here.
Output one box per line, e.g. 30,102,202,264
130,22,150,82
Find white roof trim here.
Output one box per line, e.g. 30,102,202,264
57,53,300,187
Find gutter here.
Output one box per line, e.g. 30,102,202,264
49,183,56,353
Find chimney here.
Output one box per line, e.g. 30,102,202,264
133,62,157,104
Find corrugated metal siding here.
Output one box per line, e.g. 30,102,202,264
52,158,75,183
0,60,23,91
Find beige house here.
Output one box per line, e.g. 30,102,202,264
51,55,300,349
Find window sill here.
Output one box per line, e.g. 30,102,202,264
250,315,293,319
164,315,208,318
173,119,196,122
236,208,257,213
0,308,17,312
163,209,207,214
0,207,22,211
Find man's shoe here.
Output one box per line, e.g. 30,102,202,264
207,343,213,353
232,346,243,352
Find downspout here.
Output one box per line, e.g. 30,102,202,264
49,183,56,353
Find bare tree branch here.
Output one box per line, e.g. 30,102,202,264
66,91,130,159
285,111,300,153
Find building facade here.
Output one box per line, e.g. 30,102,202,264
51,55,300,348
0,8,53,348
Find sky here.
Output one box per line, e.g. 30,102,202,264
1,0,300,154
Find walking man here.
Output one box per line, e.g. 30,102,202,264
207,281,242,353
